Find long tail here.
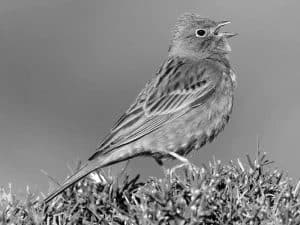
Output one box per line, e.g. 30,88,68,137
44,158,106,204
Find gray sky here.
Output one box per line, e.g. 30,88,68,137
0,0,300,195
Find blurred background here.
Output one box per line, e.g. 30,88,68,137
0,0,299,196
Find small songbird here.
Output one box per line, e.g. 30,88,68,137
44,13,237,203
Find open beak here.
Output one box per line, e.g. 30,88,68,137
214,21,238,38
214,20,237,53
216,21,231,31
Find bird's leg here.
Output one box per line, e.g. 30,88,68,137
117,160,130,178
153,157,164,166
153,157,170,177
168,152,197,174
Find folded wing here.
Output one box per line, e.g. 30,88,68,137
89,57,221,160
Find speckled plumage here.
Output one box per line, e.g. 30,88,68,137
44,13,237,203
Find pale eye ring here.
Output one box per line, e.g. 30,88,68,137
195,29,207,37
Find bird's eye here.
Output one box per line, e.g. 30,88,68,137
195,29,207,37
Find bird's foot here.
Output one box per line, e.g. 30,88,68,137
170,161,197,175
161,166,171,178
168,152,197,175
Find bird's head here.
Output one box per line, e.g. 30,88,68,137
169,13,237,59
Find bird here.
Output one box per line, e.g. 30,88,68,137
44,12,237,204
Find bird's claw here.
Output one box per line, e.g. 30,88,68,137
170,161,197,176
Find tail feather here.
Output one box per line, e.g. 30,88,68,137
44,158,104,204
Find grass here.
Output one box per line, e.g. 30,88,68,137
1,151,300,225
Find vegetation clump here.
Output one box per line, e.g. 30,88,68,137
1,152,300,225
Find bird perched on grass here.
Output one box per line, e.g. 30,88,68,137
44,13,237,203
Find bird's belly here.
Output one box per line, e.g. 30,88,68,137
135,92,233,158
